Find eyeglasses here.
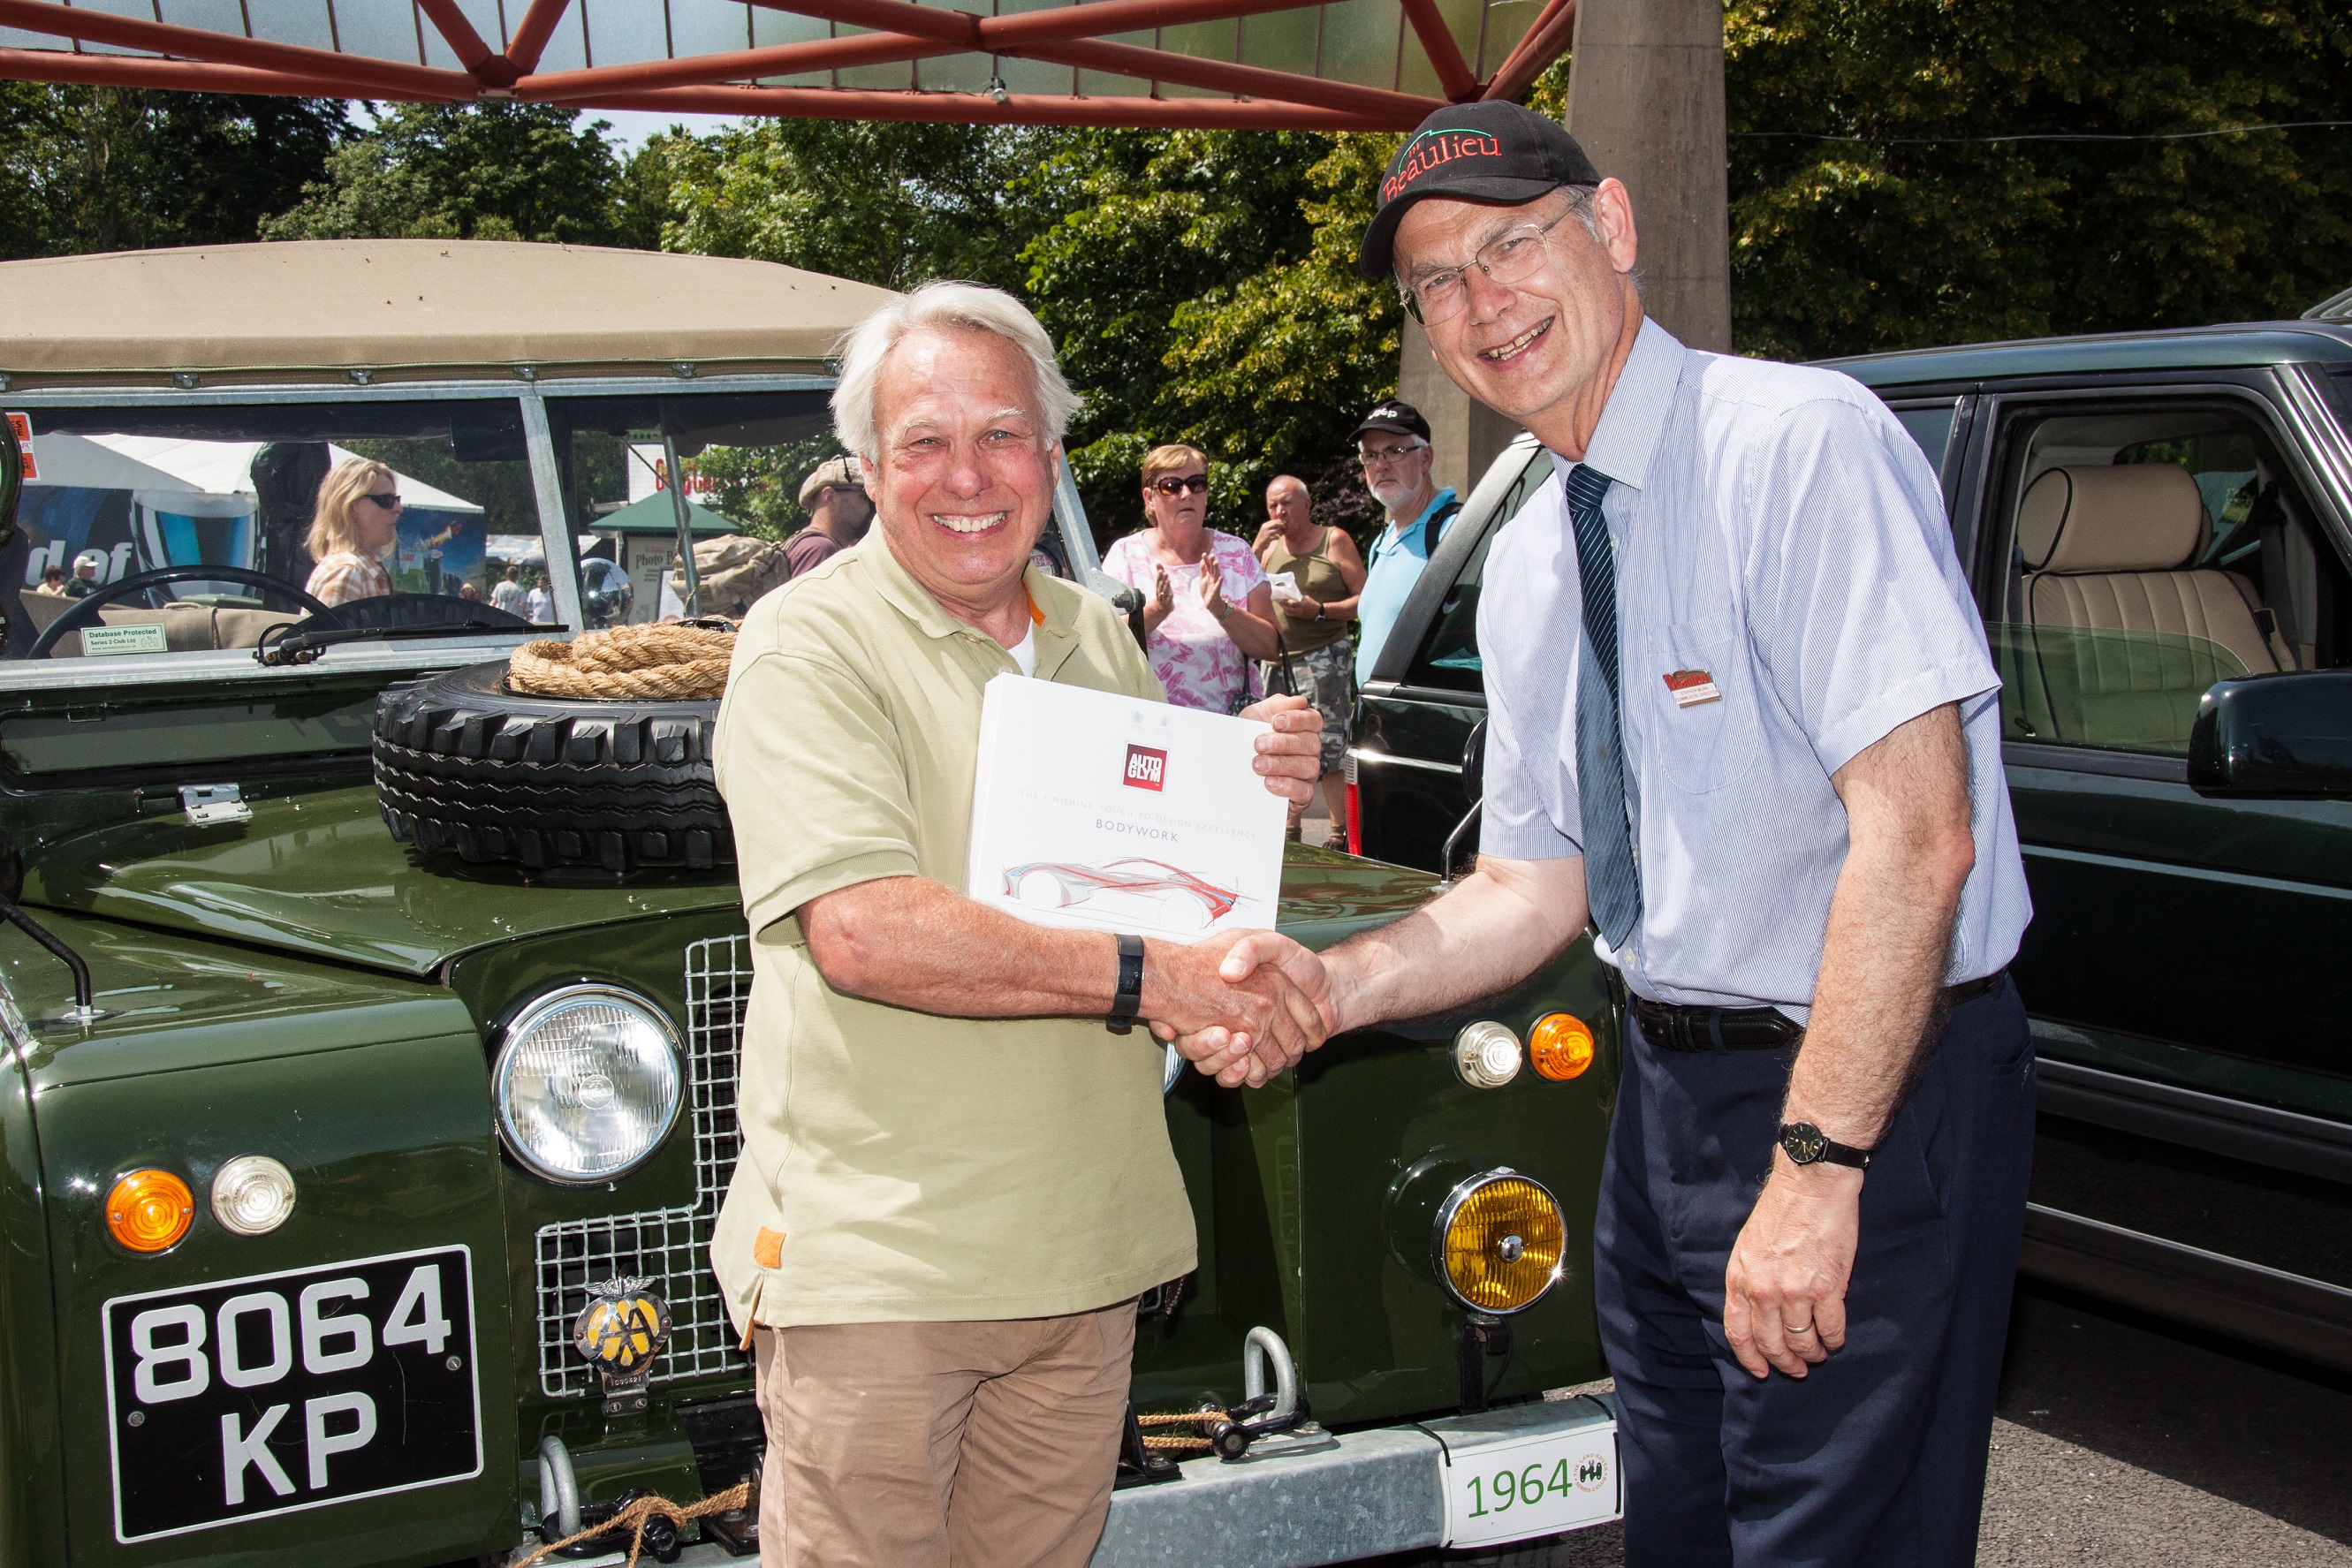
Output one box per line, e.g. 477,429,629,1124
1151,474,1210,496
1358,443,1426,470
1400,201,1582,325
359,491,405,511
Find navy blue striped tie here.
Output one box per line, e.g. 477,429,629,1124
1563,464,1642,948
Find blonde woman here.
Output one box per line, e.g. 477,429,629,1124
304,458,402,606
1098,444,1280,711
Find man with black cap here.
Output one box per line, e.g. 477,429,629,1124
1183,101,2034,1567
1347,398,1459,682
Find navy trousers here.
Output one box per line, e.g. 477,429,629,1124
1594,980,2035,1568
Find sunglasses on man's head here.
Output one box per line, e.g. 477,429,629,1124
359,491,405,510
1152,474,1209,496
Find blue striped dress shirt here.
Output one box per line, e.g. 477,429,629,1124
1476,319,2030,1014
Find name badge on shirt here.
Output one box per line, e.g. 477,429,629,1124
1664,669,1721,707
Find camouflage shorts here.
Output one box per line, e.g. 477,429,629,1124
1263,640,1354,774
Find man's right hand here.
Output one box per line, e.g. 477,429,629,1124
1142,932,1329,1088
1253,519,1286,554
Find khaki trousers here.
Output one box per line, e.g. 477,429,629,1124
751,1300,1136,1568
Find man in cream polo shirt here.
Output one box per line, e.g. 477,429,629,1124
709,281,1328,1568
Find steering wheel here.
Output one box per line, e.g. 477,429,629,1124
27,565,334,659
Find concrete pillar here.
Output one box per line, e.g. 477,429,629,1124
1562,0,1733,352
1398,316,1523,499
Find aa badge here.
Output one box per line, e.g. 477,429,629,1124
573,1276,671,1414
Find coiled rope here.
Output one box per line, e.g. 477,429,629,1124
1135,1410,1218,1452
512,1481,751,1568
507,622,735,701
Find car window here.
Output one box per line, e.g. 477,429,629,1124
1988,404,2348,756
4,398,542,667
1891,402,1958,476
1400,447,1555,693
2323,367,2352,432
548,390,835,625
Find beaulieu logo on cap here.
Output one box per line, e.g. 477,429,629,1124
1381,129,1504,205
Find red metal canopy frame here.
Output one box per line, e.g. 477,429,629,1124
0,0,1575,131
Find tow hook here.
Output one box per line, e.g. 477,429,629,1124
1205,1326,1336,1462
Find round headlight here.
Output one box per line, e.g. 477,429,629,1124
1436,1168,1566,1314
493,985,683,1184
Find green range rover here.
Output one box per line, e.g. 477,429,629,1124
1352,307,2352,1378
0,240,1625,1568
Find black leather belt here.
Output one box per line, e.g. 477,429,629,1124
1631,970,2007,1053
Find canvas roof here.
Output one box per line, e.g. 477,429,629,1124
0,240,898,385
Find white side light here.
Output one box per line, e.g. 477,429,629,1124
494,985,683,1185
1453,1020,1523,1088
210,1155,297,1236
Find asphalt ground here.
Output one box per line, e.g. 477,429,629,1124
1369,1280,2352,1566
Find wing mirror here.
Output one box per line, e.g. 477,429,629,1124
2187,673,2352,799
0,412,20,548
1438,717,1489,885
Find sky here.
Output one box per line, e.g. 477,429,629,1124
343,102,750,155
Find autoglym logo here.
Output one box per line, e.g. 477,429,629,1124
1124,745,1167,792
1576,1453,1607,1491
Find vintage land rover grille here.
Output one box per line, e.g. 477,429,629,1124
534,935,752,1398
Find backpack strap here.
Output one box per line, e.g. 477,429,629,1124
1421,499,1462,557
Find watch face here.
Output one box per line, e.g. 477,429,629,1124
1780,1122,1825,1164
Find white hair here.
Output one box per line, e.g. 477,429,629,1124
831,281,1079,463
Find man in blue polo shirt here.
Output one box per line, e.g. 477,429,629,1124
1348,400,1459,682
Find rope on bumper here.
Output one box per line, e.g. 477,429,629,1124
511,1481,752,1568
507,623,735,701
1135,1410,1218,1452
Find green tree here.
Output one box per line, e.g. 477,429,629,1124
0,85,345,259
656,119,1056,292
1017,129,1400,542
262,102,647,246
1717,0,2352,359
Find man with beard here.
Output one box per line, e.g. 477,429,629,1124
1347,400,1460,681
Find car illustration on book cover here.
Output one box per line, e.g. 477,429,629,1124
1003,857,1241,932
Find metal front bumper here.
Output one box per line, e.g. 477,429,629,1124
1089,1395,1620,1568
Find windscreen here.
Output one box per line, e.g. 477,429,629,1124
0,398,545,667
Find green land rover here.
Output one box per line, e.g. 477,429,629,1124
0,241,1623,1568
1352,312,2352,1379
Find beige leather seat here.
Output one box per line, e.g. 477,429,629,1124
2009,463,2280,750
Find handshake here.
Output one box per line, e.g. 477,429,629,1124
1144,932,1339,1089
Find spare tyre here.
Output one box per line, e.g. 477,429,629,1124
374,660,731,873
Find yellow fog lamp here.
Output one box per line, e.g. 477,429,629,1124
107,1169,194,1254
1529,1012,1597,1080
1436,1169,1566,1314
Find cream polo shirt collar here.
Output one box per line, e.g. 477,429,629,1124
857,527,1081,678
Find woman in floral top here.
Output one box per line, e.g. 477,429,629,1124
303,457,402,606
1100,444,1282,712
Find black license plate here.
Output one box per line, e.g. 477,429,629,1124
102,1245,481,1544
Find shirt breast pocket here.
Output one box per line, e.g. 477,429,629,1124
1654,622,1759,794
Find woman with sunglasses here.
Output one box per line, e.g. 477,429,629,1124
304,457,404,607
1100,444,1281,713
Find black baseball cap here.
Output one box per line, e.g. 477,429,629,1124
1349,400,1431,445
1358,101,1602,280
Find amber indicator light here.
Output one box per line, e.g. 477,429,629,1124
1529,1012,1596,1080
106,1170,194,1253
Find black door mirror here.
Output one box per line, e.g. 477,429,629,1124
1461,717,1487,800
0,413,20,549
2187,672,2352,798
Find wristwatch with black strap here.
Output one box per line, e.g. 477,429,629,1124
1106,933,1145,1034
1778,1120,1872,1170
